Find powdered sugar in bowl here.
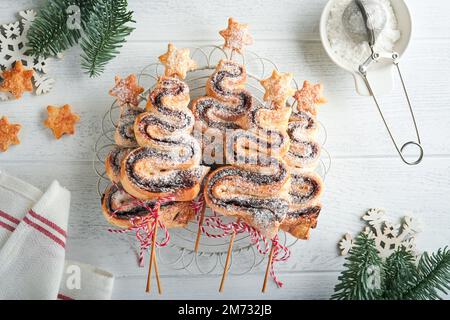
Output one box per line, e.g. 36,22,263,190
320,0,412,95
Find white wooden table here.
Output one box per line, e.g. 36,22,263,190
1,0,449,299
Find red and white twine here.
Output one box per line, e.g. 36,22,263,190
191,196,291,287
108,193,175,267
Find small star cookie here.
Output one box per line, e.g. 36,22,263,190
109,74,144,107
158,43,197,79
0,61,34,99
219,17,253,54
0,116,21,152
293,81,327,115
44,104,80,139
260,70,296,107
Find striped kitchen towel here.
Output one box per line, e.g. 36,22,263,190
0,170,114,300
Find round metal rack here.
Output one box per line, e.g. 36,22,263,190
93,45,331,275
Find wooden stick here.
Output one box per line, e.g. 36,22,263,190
262,243,276,293
153,251,162,294
145,213,160,293
219,218,239,293
194,201,206,253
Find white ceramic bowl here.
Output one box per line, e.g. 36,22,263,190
320,0,412,96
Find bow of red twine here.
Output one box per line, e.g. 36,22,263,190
190,196,291,288
108,192,175,267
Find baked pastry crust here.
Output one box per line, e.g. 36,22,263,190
120,75,207,201
192,59,252,132
260,70,296,107
0,116,21,152
101,184,195,229
120,149,209,201
219,17,253,54
158,43,197,79
0,61,33,99
293,81,327,116
109,74,144,107
204,165,290,239
105,147,132,183
43,104,80,139
281,205,321,240
285,128,321,170
114,106,141,147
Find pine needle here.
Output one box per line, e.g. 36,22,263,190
382,247,418,299
333,239,450,300
403,247,450,300
80,0,134,77
26,0,134,77
332,233,384,300
26,0,83,57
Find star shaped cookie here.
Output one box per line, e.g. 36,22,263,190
0,61,34,99
293,81,327,115
109,74,144,107
0,116,21,152
219,17,253,54
158,43,197,79
260,70,296,107
44,104,80,139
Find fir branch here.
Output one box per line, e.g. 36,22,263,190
382,247,418,300
332,233,384,300
79,0,134,77
26,0,83,57
26,0,97,57
403,247,450,300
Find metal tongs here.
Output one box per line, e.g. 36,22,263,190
355,0,423,165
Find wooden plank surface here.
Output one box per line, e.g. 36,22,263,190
1,157,448,278
0,39,449,161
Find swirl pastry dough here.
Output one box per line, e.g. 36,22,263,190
115,106,141,147
284,80,327,170
288,171,323,206
205,68,293,239
284,131,321,170
192,60,253,132
281,81,327,239
206,132,291,238
205,165,290,239
281,205,321,240
121,76,208,201
283,171,323,240
105,147,132,183
121,147,208,200
289,109,318,136
101,184,195,228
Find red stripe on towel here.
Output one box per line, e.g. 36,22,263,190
0,210,20,225
28,209,67,238
57,293,74,300
23,216,65,249
0,220,15,232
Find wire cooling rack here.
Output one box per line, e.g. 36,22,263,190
93,45,331,275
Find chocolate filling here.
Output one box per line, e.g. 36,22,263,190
108,147,130,175
105,185,174,220
288,140,320,160
288,113,317,134
124,149,204,193
117,112,139,141
290,174,322,204
206,166,289,223
136,111,193,136
286,206,321,219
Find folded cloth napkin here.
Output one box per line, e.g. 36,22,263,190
0,170,114,300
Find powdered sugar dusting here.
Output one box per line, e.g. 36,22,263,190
326,0,401,69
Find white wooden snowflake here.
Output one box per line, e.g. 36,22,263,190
0,9,54,100
339,208,421,258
